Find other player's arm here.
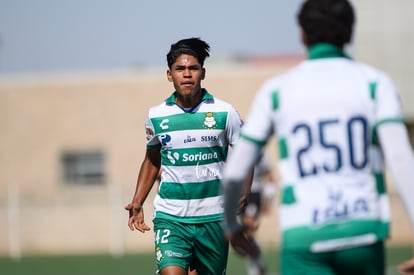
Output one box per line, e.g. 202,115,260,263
227,106,254,213
238,167,254,213
377,123,414,273
125,146,161,233
261,168,277,214
222,138,262,256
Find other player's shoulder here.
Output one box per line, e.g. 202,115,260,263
350,60,393,82
255,65,300,97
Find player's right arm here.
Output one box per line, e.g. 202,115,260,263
125,146,161,233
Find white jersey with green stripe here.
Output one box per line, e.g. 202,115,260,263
240,44,404,251
145,89,242,224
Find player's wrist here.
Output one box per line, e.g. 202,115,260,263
131,200,144,212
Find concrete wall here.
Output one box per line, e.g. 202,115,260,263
354,0,414,120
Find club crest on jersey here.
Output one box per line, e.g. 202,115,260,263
155,246,162,262
203,112,217,129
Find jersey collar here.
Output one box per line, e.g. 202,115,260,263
308,43,351,60
165,88,214,105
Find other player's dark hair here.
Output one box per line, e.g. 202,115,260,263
166,37,210,69
298,0,355,48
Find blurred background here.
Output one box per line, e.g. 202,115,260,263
0,0,413,265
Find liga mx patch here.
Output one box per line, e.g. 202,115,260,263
146,127,154,141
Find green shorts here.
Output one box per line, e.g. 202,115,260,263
153,218,229,274
281,241,384,275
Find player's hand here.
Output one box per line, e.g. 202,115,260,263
124,203,151,233
398,257,414,274
225,226,260,258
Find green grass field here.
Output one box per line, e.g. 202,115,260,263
0,246,411,275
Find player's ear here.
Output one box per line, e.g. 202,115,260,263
201,68,206,80
167,69,173,82
300,28,309,47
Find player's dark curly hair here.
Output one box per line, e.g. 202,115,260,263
166,37,210,69
298,0,355,48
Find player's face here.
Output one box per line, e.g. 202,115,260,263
167,54,205,107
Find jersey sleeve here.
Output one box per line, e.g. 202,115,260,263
145,115,160,148
375,73,404,124
226,107,243,146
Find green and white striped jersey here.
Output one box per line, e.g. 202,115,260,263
145,89,242,224
241,44,404,252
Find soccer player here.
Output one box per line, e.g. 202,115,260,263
241,152,277,275
125,37,249,275
221,1,414,274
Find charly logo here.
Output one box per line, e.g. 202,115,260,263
160,119,169,130
203,112,217,129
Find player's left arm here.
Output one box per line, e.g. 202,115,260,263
223,85,274,250
375,74,414,272
379,123,414,226
222,138,261,230
222,138,262,256
261,172,277,214
375,73,414,226
226,106,255,212
239,167,254,213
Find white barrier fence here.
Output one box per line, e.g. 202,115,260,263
0,183,157,259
